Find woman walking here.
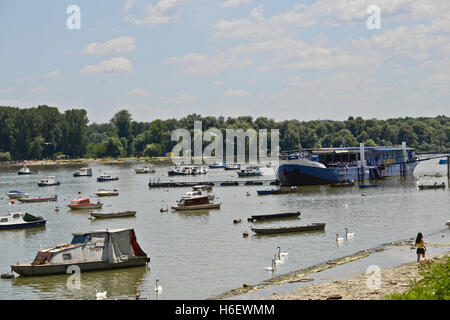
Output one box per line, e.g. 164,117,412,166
415,232,426,262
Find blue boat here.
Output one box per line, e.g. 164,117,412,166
0,212,46,230
359,184,380,188
277,145,418,187
220,181,239,186
37,176,60,187
439,159,448,165
209,162,226,169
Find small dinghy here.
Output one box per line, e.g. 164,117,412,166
18,195,58,203
419,182,445,190
248,211,301,222
6,190,29,199
0,212,46,230
250,223,325,235
68,198,103,210
94,189,119,197
90,211,136,219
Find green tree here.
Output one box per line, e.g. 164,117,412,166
111,110,132,138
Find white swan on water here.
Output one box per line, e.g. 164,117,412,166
274,253,284,265
277,246,288,259
345,228,355,239
264,259,275,272
95,287,107,300
336,234,344,243
155,279,163,293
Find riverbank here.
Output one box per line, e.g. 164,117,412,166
212,234,450,300
264,251,448,300
0,157,171,167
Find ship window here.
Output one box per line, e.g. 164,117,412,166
12,214,20,219
63,253,72,260
0,218,7,223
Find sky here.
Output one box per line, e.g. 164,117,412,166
0,0,449,124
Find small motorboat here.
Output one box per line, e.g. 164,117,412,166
10,228,149,276
237,166,263,177
171,195,221,211
73,167,92,177
94,189,119,197
97,174,119,182
225,163,241,170
419,182,445,190
17,166,37,175
209,162,226,169
182,189,214,201
248,211,301,222
18,196,58,203
359,183,380,188
37,176,60,187
250,223,326,235
90,211,136,219
0,212,46,230
68,198,103,210
135,166,155,174
6,190,29,199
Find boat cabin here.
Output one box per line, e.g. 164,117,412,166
177,195,210,206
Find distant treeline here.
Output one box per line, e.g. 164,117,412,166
0,105,449,161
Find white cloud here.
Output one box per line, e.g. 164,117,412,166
221,0,251,8
127,88,150,96
80,57,135,75
123,0,135,12
29,85,48,94
81,37,136,55
43,70,61,79
225,89,252,96
131,0,186,26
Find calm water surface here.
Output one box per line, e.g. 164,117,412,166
0,160,448,300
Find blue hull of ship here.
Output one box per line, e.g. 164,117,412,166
277,162,418,187
0,220,46,230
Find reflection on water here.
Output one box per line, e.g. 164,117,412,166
0,160,449,299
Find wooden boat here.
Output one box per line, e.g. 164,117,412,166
73,167,92,177
248,211,301,222
68,198,103,210
171,195,221,211
419,183,445,190
94,189,119,197
97,174,119,182
18,196,57,203
0,212,46,230
90,211,136,219
37,176,60,187
10,229,149,276
359,183,380,188
6,190,29,199
17,166,37,175
251,223,326,235
330,181,355,187
257,187,297,195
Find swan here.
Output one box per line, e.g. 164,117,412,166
336,234,344,243
345,228,354,239
274,253,284,265
343,202,349,208
95,286,107,300
277,246,288,259
264,260,275,272
155,279,163,293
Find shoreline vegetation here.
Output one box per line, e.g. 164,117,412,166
212,239,450,300
0,106,449,162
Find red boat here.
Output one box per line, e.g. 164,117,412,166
67,198,103,210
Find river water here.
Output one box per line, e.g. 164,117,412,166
0,159,448,300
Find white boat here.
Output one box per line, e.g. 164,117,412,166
37,176,60,187
172,195,221,211
73,167,92,177
17,166,37,175
183,189,214,201
237,166,263,177
94,189,119,197
0,212,46,230
97,173,119,182
135,165,155,174
6,190,29,199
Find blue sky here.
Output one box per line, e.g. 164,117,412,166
0,0,449,123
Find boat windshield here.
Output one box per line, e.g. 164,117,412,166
71,234,91,244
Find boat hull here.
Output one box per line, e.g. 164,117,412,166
94,192,119,197
97,178,119,182
171,203,221,211
68,204,103,210
251,223,325,234
18,197,57,203
11,257,149,276
90,211,136,218
38,182,60,187
0,220,46,230
249,212,301,221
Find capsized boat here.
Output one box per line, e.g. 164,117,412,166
68,198,103,210
37,176,60,187
17,166,37,175
90,211,136,219
10,228,150,276
94,189,119,197
419,182,445,190
73,167,92,177
135,165,155,174
6,190,29,199
171,195,221,211
0,212,46,230
18,195,57,203
250,223,326,235
97,173,119,182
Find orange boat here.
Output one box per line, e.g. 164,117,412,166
67,198,103,210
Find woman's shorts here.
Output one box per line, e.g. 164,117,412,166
417,248,425,255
